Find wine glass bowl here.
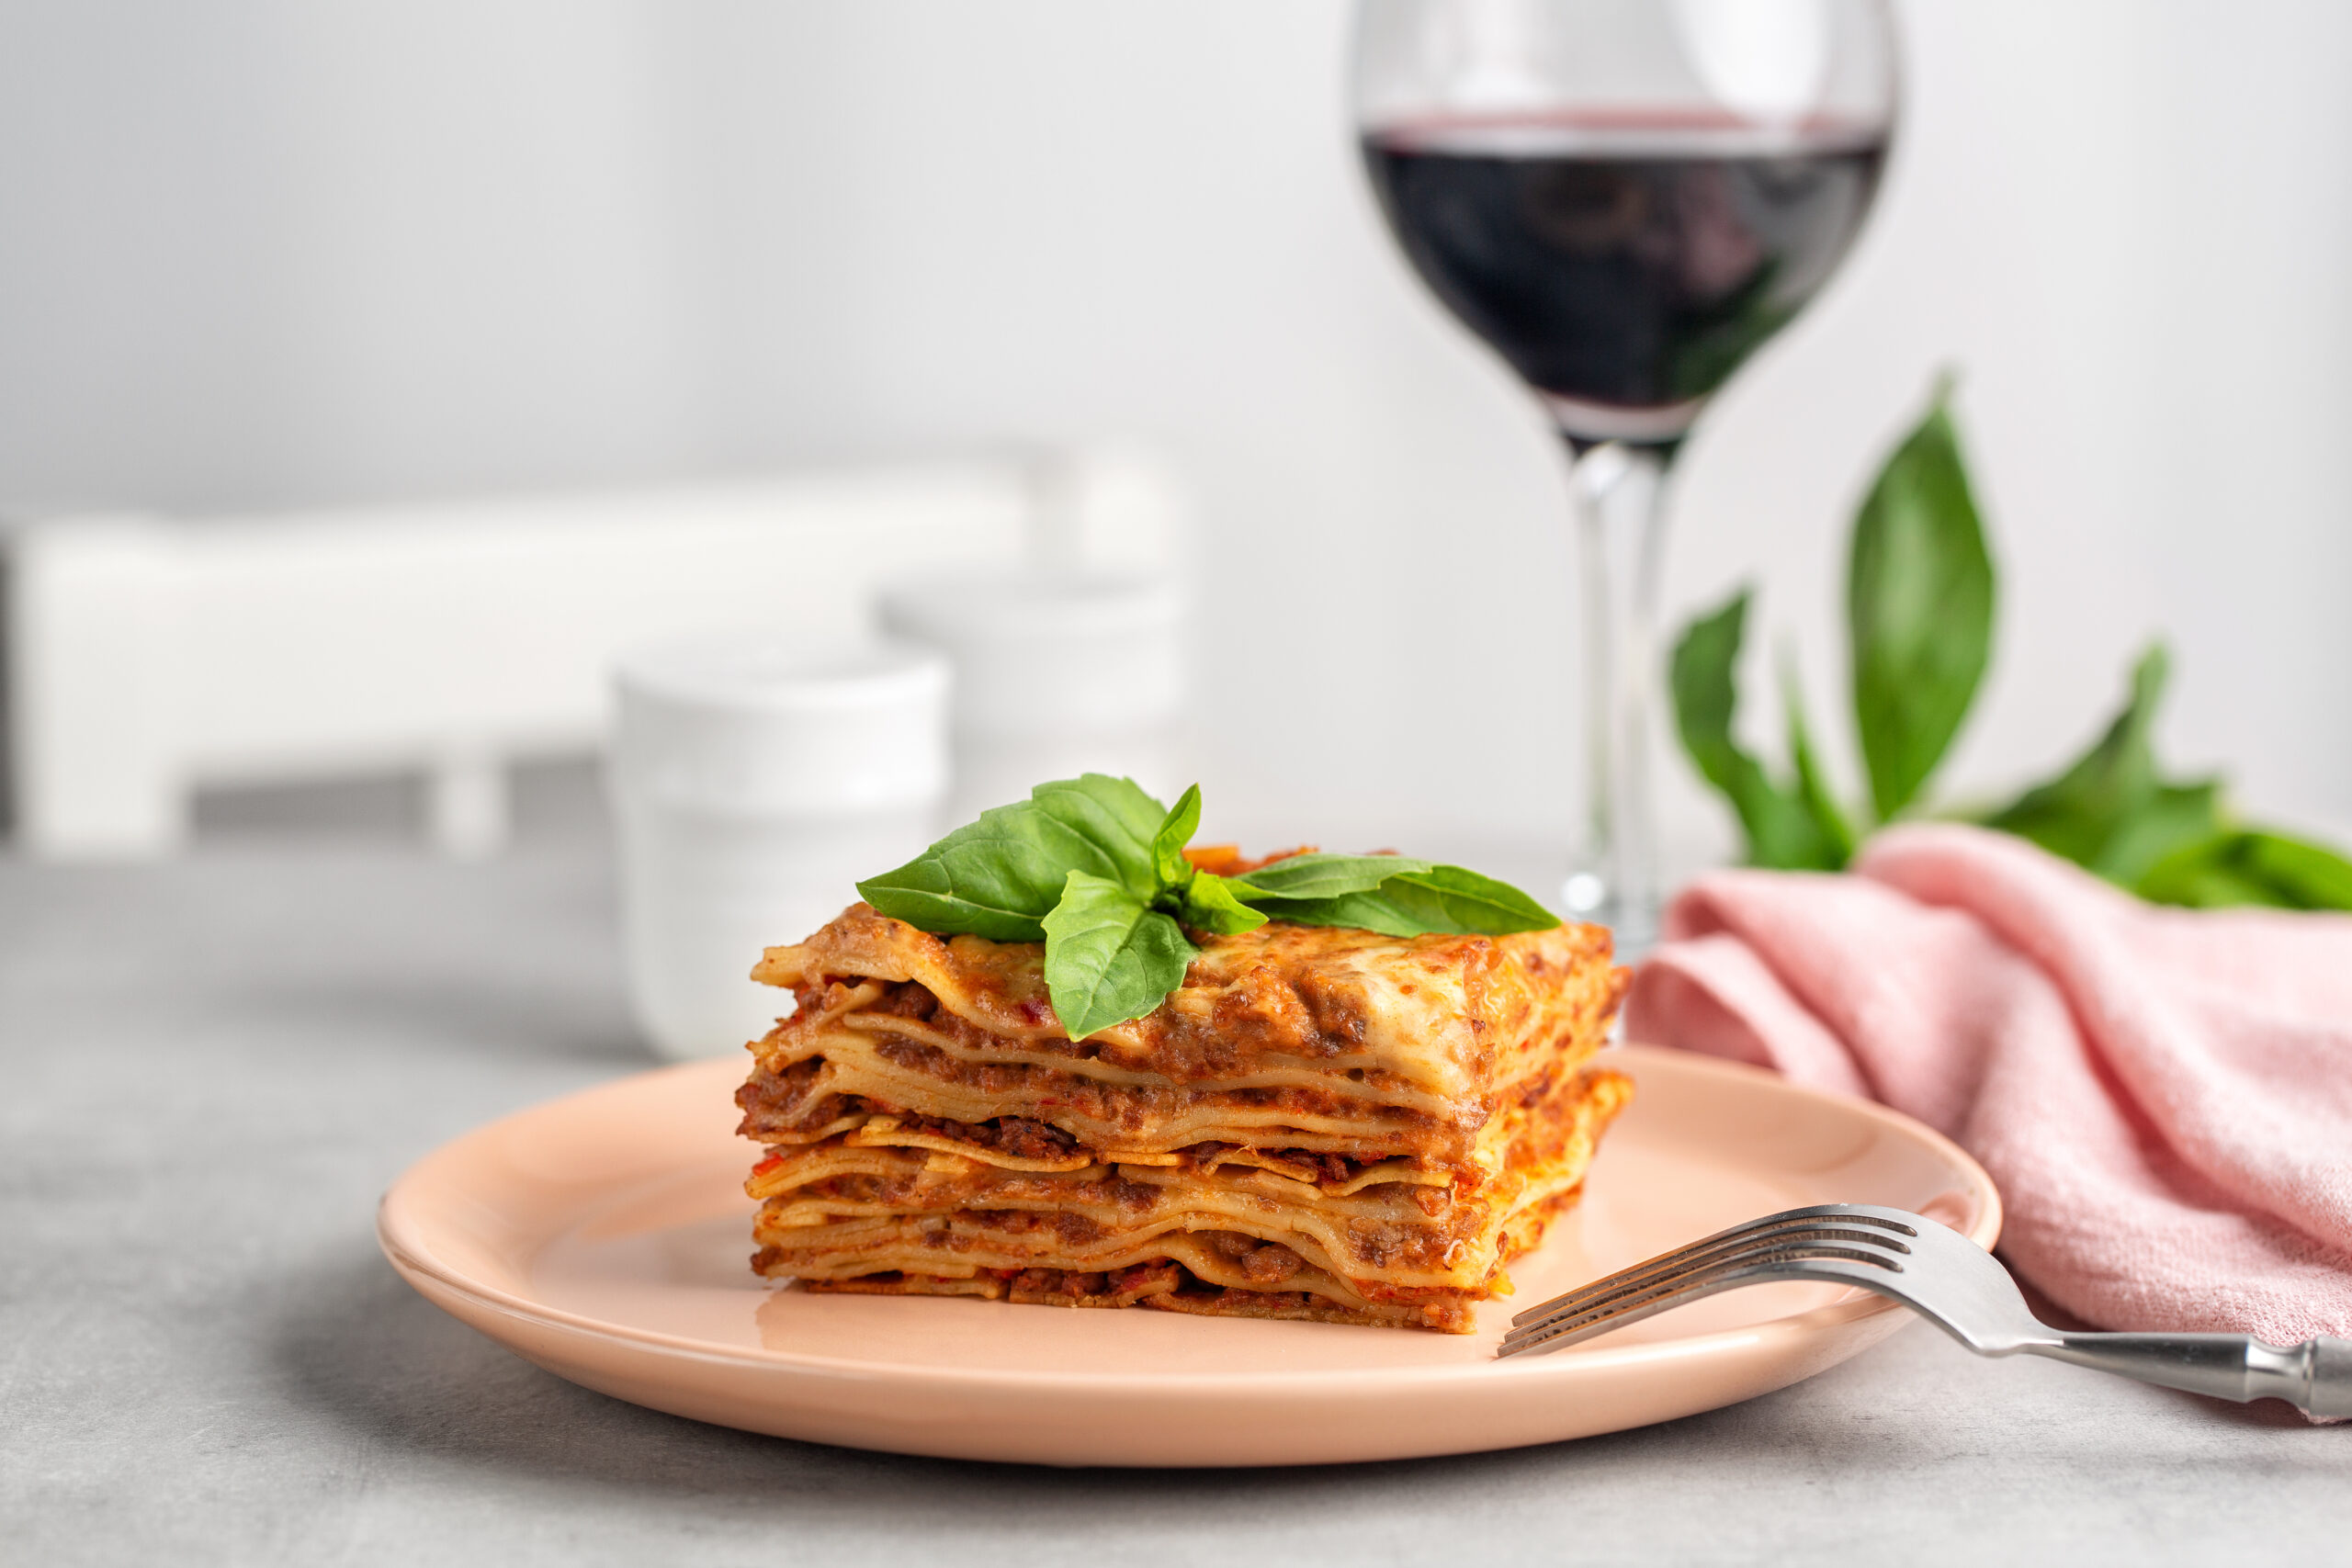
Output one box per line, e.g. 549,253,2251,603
1352,0,1898,951
1362,121,1887,440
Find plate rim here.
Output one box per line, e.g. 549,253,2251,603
377,1043,2003,1393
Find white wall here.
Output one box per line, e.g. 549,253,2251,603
5,1,2349,862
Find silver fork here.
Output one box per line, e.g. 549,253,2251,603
1497,1202,2351,1418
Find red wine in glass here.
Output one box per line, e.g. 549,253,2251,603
1350,0,1899,956
1363,118,1887,440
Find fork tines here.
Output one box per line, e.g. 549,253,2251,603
1497,1203,1917,1360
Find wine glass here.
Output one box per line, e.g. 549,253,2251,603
1352,0,1898,953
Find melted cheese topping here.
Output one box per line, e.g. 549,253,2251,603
753,905,1623,1095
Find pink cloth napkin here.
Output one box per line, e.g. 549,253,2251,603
1624,822,2352,1349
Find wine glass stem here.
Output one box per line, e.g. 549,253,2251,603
1564,438,1671,958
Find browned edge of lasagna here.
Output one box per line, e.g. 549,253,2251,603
737,901,1631,1333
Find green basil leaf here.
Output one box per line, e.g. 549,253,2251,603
2096,778,2224,886
1386,865,1557,931
855,805,1069,940
1246,890,1422,938
1040,870,1198,1037
1029,773,1168,900
1668,588,1845,871
1849,380,1995,820
1228,852,1437,902
1783,653,1856,868
1176,871,1269,935
1151,784,1203,890
857,773,1166,938
2240,831,2352,908
2137,829,2352,911
1254,864,1555,937
1982,645,2167,872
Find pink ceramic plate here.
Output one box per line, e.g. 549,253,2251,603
379,1045,1998,1467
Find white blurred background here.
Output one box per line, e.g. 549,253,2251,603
4,0,2348,870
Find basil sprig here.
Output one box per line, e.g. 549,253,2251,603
1238,861,1558,939
857,776,1557,1038
1668,376,2352,909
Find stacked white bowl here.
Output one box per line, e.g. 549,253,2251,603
610,635,949,1062
878,566,1186,824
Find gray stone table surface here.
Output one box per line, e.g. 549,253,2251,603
4,846,2347,1567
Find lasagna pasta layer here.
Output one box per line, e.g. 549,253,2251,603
743,908,1626,1165
751,1066,1631,1331
740,904,1631,1333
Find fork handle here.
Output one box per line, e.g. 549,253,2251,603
2026,1333,2352,1418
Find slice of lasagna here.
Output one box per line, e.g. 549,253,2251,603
737,894,1631,1334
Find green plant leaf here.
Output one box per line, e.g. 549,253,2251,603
854,807,1071,941
1245,891,1421,938
2096,779,2224,886
1782,651,1857,868
857,773,1166,938
1228,852,1437,902
1176,871,1270,935
1151,784,1203,889
2136,829,2352,911
1668,588,1845,871
1849,380,1996,820
1981,645,2168,872
1030,773,1169,899
866,774,1549,1022
1251,864,1556,937
1386,865,1559,931
1040,870,1198,1036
